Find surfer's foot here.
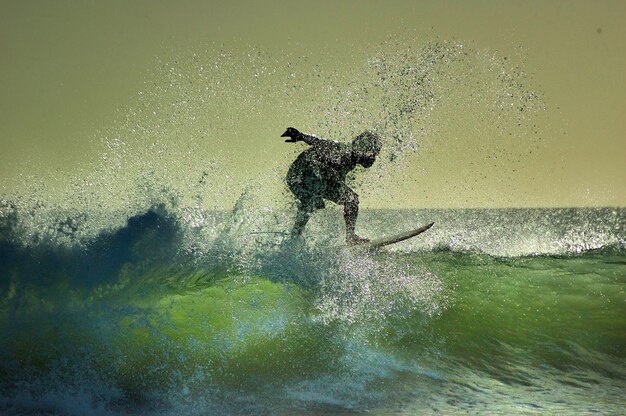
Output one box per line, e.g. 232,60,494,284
346,234,370,246
289,230,304,240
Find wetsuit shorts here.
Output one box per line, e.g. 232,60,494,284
287,176,354,213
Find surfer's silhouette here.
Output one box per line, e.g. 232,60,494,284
280,127,381,245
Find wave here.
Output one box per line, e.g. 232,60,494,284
2,199,623,259
1,203,624,415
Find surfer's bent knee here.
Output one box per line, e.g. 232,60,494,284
342,190,359,207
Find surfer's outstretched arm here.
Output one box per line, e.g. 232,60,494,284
300,132,328,147
281,127,332,147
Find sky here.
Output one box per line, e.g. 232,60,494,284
1,0,624,208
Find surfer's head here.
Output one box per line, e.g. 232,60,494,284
352,131,381,168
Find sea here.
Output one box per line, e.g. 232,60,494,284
0,204,624,415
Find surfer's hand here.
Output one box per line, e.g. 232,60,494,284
281,127,302,143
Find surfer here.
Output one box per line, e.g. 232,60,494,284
280,127,381,245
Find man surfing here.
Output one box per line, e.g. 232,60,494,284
280,127,381,245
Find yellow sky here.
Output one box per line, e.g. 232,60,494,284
1,0,624,208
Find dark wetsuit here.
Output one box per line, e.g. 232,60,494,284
286,136,357,213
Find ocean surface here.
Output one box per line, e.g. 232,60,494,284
0,205,624,415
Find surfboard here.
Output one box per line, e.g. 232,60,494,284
358,222,434,250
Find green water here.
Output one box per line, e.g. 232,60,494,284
0,208,624,415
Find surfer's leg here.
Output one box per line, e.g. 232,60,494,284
291,207,311,237
343,194,369,245
291,195,323,237
327,184,369,245
288,174,324,238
